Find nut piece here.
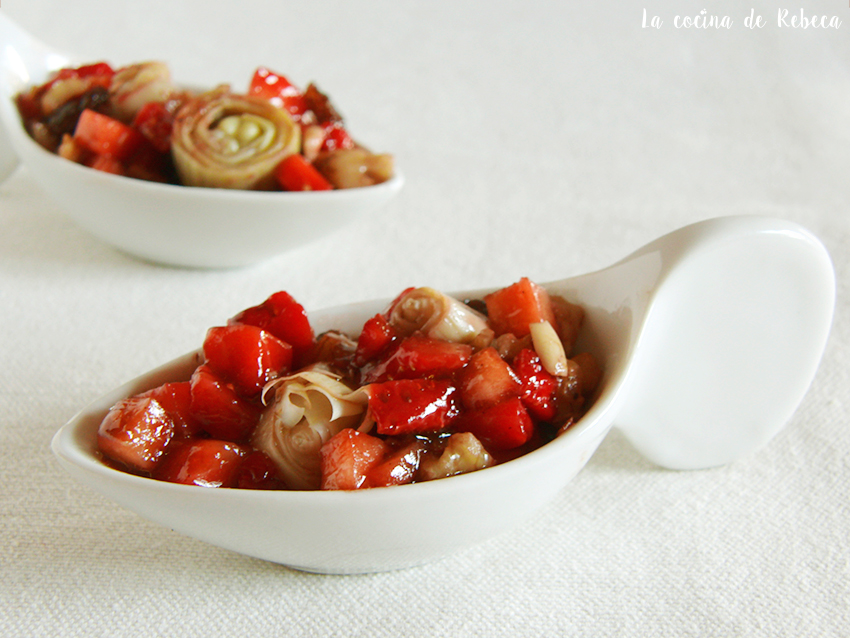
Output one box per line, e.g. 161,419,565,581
529,320,569,376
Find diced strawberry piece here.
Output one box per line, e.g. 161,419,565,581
155,439,249,487
248,67,309,121
86,153,125,175
319,121,355,152
85,155,127,175
363,333,473,383
235,450,286,489
512,348,559,421
125,142,171,183
368,378,461,435
97,396,175,473
320,429,388,490
74,109,145,160
456,397,535,451
189,365,262,442
230,291,315,365
53,62,114,85
274,153,333,191
366,440,426,488
131,101,174,153
456,347,522,410
483,277,557,338
202,324,293,399
138,381,203,437
354,313,399,366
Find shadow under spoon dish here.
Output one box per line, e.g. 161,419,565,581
0,14,403,268
51,216,835,573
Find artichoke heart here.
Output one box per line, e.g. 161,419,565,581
388,287,490,344
171,86,300,189
252,366,367,490
109,61,176,122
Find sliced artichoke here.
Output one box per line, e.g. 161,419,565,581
171,86,300,190
387,287,489,344
252,366,367,490
109,61,176,122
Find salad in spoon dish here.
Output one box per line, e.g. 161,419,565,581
52,216,835,573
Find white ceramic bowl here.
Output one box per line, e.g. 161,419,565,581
52,216,835,573
0,14,403,268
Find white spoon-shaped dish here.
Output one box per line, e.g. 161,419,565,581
51,216,835,573
0,13,403,268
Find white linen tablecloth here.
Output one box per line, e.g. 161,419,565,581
1,1,847,635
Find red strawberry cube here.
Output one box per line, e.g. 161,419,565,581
235,450,286,490
354,313,399,366
189,365,262,442
366,441,426,488
368,378,461,435
138,381,203,438
155,439,249,487
320,429,388,490
457,397,535,451
97,396,176,473
203,324,293,398
456,347,522,410
363,333,473,384
484,277,557,338
230,291,315,364
512,348,559,422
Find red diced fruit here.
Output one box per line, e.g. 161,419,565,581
512,348,559,422
274,153,333,191
320,429,388,490
484,277,557,338
354,313,399,366
74,109,145,161
125,142,170,183
456,347,522,410
132,101,175,153
457,397,535,451
319,121,355,152
87,154,124,175
363,333,473,383
248,67,309,121
230,291,315,364
367,441,426,488
139,381,202,437
203,324,293,398
97,396,175,473
368,378,460,435
189,365,261,442
236,450,285,489
155,439,249,487
53,62,114,86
